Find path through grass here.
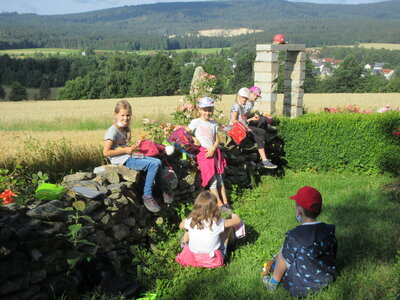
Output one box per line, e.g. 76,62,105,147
134,172,399,299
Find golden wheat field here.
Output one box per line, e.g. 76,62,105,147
1,93,399,166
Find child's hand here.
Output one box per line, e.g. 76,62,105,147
124,146,134,154
131,140,141,152
205,147,215,158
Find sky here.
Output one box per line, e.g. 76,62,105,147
0,0,388,16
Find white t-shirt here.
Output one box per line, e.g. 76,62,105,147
104,125,131,165
188,118,218,149
184,218,225,255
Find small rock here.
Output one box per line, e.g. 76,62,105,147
122,217,136,227
26,200,65,221
30,270,46,284
63,172,95,182
109,192,122,200
111,224,130,241
0,280,20,295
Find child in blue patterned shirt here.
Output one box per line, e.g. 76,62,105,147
262,186,338,297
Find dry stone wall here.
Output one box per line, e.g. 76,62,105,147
0,131,284,299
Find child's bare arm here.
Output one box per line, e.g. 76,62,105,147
224,214,241,228
205,133,219,158
179,219,187,230
103,139,134,156
231,111,239,123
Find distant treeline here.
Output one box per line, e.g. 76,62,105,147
1,46,400,101
1,0,400,50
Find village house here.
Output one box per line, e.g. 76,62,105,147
364,62,393,79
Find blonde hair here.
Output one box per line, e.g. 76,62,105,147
189,191,221,230
114,100,132,141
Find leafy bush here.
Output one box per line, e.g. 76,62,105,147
278,111,400,175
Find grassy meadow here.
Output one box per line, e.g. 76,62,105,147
111,172,399,299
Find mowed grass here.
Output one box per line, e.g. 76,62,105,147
131,172,400,299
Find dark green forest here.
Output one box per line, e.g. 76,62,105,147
1,0,400,50
1,45,400,101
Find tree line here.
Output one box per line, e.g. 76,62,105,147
1,0,400,51
1,46,400,101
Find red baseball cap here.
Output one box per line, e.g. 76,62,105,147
289,186,322,212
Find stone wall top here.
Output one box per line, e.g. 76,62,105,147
256,44,306,52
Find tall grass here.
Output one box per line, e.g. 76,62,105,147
133,172,399,299
0,136,105,180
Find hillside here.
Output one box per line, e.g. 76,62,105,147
1,0,400,50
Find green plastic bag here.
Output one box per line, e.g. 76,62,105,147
35,183,66,201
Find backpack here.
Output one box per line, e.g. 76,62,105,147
167,127,200,156
227,122,249,145
137,139,164,157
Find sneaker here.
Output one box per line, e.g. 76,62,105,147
142,195,161,213
262,159,277,169
261,275,279,291
163,192,174,204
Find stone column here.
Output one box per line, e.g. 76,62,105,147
253,44,279,114
254,44,306,117
283,51,306,118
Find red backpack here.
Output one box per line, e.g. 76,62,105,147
168,127,200,156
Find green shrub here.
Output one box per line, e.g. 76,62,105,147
278,112,400,175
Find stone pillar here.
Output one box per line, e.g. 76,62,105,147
254,44,306,117
253,44,279,114
283,51,306,118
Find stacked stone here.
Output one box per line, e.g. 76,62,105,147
254,44,280,114
253,43,306,118
283,49,306,118
0,129,285,299
0,202,79,299
0,168,169,299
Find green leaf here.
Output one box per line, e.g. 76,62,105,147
68,224,82,236
59,207,74,212
81,215,95,223
72,200,86,211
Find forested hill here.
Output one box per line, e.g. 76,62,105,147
1,0,400,50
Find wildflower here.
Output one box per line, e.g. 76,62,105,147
143,118,150,124
140,134,147,140
151,120,157,123
0,189,17,205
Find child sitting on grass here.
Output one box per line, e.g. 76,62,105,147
262,186,338,297
175,191,241,268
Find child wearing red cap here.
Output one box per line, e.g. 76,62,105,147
262,186,338,297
